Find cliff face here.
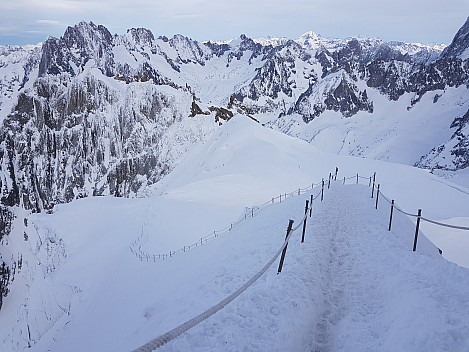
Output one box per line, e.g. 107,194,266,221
0,73,190,211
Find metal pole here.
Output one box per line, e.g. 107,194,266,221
375,184,380,209
309,194,313,217
413,209,422,252
388,200,394,231
278,219,294,273
301,200,309,243
321,179,324,201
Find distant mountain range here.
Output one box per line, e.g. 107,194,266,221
1,18,468,309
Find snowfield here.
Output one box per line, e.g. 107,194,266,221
1,116,469,351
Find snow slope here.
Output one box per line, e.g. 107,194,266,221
1,115,469,351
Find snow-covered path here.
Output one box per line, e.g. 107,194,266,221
155,183,469,352
309,184,469,351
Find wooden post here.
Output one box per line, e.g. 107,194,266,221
369,176,372,187
321,179,324,201
280,194,282,203
328,173,331,189
309,194,313,217
413,209,422,252
301,200,309,243
375,184,380,209
371,179,375,198
252,208,254,218
272,197,274,204
356,173,359,184
388,200,394,231
278,219,294,273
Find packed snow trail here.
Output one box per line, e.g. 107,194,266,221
153,183,469,352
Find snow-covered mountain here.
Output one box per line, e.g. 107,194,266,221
0,17,469,316
1,116,469,351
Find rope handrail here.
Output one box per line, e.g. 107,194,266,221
131,171,376,262
374,180,469,227
132,204,312,352
420,217,469,230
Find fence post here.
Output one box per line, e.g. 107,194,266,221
280,194,282,203
356,173,359,184
375,184,380,209
388,200,394,231
321,179,324,201
301,200,309,243
369,176,372,187
413,209,422,252
328,173,331,189
252,208,254,218
343,177,345,185
371,178,375,198
278,219,294,273
309,194,313,217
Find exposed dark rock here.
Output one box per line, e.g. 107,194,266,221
441,17,469,59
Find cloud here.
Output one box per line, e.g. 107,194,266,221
36,20,64,26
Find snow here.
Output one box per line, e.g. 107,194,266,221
1,115,469,351
268,85,469,168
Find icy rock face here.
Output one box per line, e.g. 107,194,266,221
441,16,469,59
0,206,15,310
417,108,469,170
293,71,373,121
39,21,115,77
0,73,190,211
1,20,469,220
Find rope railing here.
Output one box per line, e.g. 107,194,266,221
368,173,469,253
132,189,318,352
131,170,378,350
130,178,333,262
372,178,469,228
131,169,467,351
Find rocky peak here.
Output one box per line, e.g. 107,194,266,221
125,28,155,48
441,16,469,59
62,21,113,50
39,21,115,77
167,34,211,65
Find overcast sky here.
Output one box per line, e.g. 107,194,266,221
0,0,468,46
